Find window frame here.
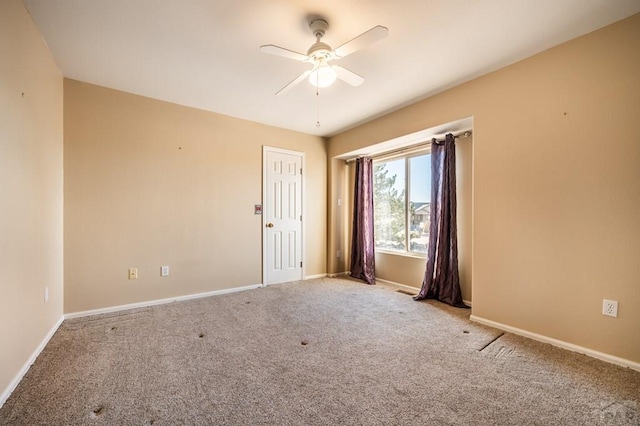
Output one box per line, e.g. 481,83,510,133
373,146,431,258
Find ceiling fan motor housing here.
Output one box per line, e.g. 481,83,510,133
307,42,332,60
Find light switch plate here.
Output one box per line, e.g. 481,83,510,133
161,265,169,277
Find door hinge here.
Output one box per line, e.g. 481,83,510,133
300,261,302,268
300,168,302,175
300,215,302,221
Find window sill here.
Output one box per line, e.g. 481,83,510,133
375,249,427,260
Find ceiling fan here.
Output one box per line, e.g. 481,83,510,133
260,18,388,95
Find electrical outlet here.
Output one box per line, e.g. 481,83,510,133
602,299,618,318
337,250,341,258
128,268,138,280
161,265,169,277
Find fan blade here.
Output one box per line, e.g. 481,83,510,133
334,65,364,87
334,25,388,58
276,70,312,95
260,44,309,62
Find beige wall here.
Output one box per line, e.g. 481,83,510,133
0,0,64,401
64,80,326,313
328,14,640,362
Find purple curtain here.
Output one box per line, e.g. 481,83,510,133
350,157,375,284
414,134,468,308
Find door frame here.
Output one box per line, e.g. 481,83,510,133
262,146,305,286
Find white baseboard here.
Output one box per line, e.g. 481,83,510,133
375,278,473,306
304,273,327,280
470,315,640,372
1,315,64,409
65,284,263,319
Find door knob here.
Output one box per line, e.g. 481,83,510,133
266,223,274,228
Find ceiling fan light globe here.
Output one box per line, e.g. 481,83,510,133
309,64,337,88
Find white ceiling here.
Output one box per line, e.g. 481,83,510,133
22,0,640,138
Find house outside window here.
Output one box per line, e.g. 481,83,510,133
373,150,431,256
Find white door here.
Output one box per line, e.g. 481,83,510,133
263,147,303,285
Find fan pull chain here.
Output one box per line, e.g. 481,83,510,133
314,68,321,127
316,88,321,127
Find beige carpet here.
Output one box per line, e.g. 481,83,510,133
1,277,638,425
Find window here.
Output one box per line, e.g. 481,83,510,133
373,150,431,255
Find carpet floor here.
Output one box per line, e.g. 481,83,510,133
1,277,638,425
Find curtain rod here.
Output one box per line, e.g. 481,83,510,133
345,130,472,164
